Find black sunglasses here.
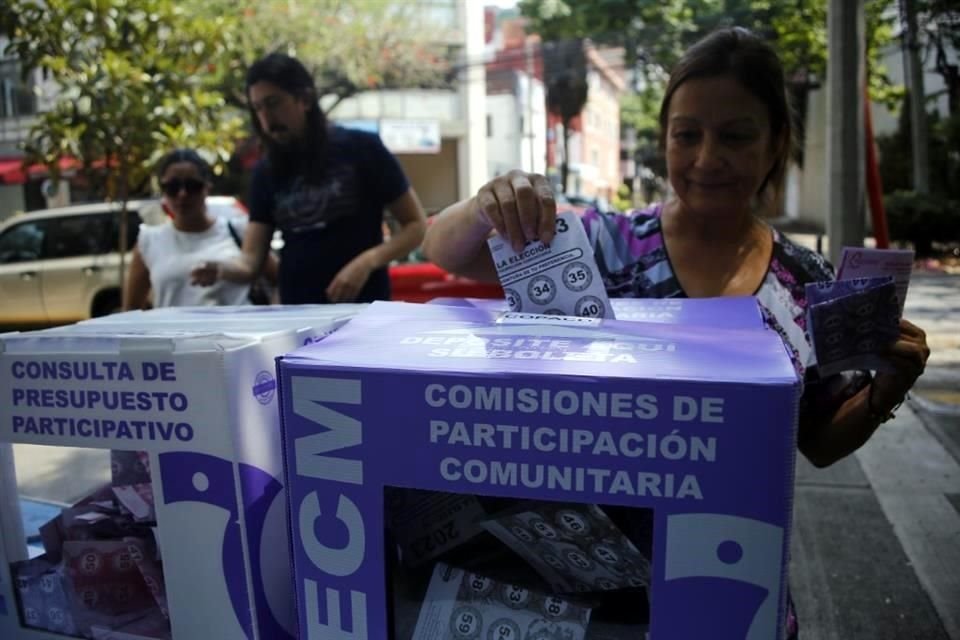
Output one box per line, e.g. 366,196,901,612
160,178,205,197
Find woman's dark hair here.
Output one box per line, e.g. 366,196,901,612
245,52,329,180
156,148,212,182
659,27,794,209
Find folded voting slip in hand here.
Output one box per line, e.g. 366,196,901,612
805,276,901,377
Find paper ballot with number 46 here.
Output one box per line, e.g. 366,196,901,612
487,211,615,318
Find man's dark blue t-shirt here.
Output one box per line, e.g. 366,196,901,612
248,126,409,304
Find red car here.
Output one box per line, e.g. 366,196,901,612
386,213,503,303
225,203,502,304
389,257,503,303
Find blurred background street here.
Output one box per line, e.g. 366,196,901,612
791,269,960,640
1,0,958,638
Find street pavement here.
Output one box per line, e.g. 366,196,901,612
790,270,960,639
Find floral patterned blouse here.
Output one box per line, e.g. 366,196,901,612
581,203,872,639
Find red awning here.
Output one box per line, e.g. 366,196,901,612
0,159,27,185
0,157,85,185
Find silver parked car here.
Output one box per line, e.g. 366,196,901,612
0,197,247,326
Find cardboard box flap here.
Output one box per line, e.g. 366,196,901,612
0,329,254,356
85,303,368,325
429,296,766,329
284,301,798,384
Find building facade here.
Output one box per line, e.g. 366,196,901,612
0,38,50,220
559,46,625,201
326,0,487,214
486,67,547,178
483,9,547,179
483,9,624,201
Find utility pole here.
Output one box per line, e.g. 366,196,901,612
827,0,866,263
525,36,536,173
901,0,930,193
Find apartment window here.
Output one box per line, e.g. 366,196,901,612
486,114,493,138
0,61,37,119
0,78,13,118
418,0,458,29
519,116,524,134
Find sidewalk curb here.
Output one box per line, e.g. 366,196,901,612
910,393,960,418
909,397,960,469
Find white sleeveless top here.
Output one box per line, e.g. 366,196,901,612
137,216,251,308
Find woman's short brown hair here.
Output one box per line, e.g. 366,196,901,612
659,27,794,210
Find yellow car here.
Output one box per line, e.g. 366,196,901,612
0,197,246,327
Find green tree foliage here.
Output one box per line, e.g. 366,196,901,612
878,97,960,199
542,39,590,192
521,0,897,92
521,0,901,168
883,189,959,255
201,0,455,113
914,0,960,114
1,0,245,201
620,83,664,144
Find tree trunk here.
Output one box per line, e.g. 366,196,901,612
933,35,959,116
901,0,930,193
117,159,130,308
561,118,571,194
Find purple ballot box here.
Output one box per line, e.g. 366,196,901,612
278,301,800,640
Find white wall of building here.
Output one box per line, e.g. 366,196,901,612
518,73,547,177
487,93,522,177
568,64,622,199
458,0,488,200
0,184,25,223
486,72,546,178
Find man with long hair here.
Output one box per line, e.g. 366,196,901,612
211,53,427,303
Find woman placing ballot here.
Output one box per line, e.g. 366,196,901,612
423,27,930,639
426,26,929,465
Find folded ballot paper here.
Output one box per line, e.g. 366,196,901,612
488,211,614,319
805,247,915,377
411,563,592,640
806,276,901,377
836,247,915,315
480,502,651,595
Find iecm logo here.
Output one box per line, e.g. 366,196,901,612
290,376,369,640
664,513,785,640
159,452,296,640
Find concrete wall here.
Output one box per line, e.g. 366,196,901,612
569,68,622,199
486,73,546,178
487,92,522,177
396,139,460,214
0,184,25,222
458,0,488,199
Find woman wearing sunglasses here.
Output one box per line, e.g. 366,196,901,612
123,149,275,309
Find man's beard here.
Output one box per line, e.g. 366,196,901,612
267,126,295,146
262,115,328,178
